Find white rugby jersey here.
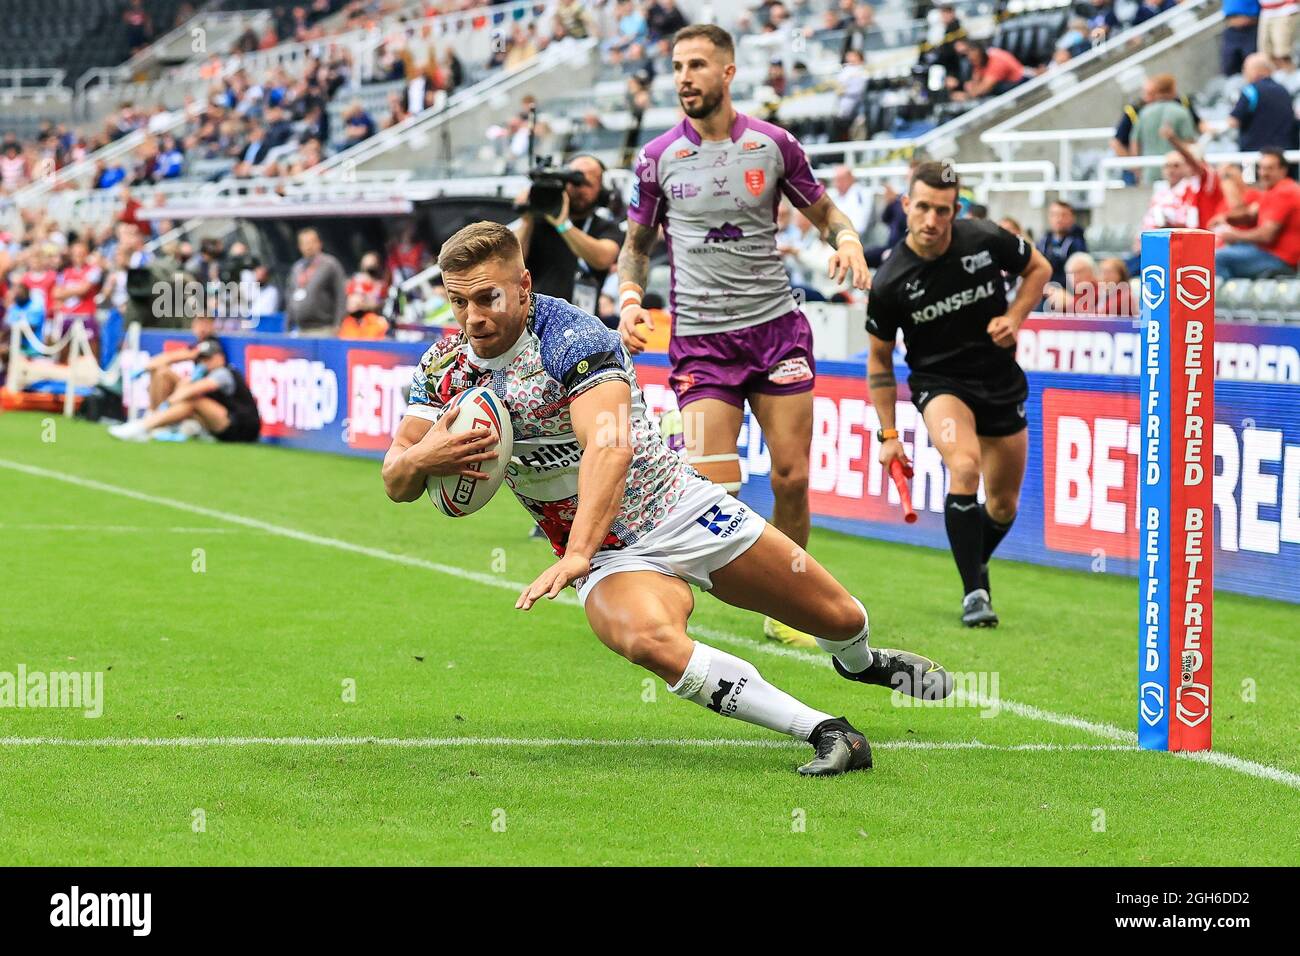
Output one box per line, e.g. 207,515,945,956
628,111,826,335
406,293,695,554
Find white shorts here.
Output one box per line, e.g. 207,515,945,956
575,479,766,605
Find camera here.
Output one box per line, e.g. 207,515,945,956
516,160,587,220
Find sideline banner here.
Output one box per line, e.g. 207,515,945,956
130,320,1300,604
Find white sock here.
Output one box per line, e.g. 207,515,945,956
668,642,832,741
814,597,873,673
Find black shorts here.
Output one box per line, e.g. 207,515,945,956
215,409,261,443
909,374,1028,438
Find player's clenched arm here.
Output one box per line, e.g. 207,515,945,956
989,246,1052,347
615,220,659,355
516,379,634,610
866,333,906,469
382,408,499,503
798,192,871,290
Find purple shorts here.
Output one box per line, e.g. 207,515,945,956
667,310,816,409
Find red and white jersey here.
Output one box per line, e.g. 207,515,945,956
21,269,57,304
1142,166,1223,232
386,241,428,279
346,273,387,303
57,264,103,316
0,154,27,190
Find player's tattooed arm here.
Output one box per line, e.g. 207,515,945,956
616,220,657,290
616,221,660,354
867,333,908,467
799,193,871,290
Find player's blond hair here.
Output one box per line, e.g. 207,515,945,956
438,221,522,274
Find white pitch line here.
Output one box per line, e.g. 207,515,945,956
0,523,239,534
0,457,1294,791
0,735,1141,753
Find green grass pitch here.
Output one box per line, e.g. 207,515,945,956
1,411,1297,866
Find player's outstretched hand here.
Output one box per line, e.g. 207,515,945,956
516,554,592,610
987,314,1021,348
828,242,872,291
618,305,654,356
414,405,499,479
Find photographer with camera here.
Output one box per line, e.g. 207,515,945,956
512,154,623,319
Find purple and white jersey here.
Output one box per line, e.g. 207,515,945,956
405,293,695,556
628,112,826,336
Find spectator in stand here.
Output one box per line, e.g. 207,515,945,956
1132,74,1196,179
864,174,911,268
49,239,103,349
610,0,650,52
1133,127,1226,276
1099,259,1138,316
1047,252,1133,316
927,3,967,79
766,58,788,97
1214,148,1300,277
842,3,880,61
1230,53,1299,153
647,0,689,42
386,221,429,283
1133,0,1177,27
123,0,154,55
346,252,388,312
1037,200,1088,286
827,165,873,239
1082,0,1123,40
1222,0,1261,74
555,0,598,40
1056,18,1093,58
338,293,390,340
286,228,347,335
833,48,869,140
442,47,464,93
1259,0,1299,73
341,101,377,149
0,141,28,193
1111,75,1202,183
951,40,1026,100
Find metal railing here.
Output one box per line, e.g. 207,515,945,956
9,104,199,208
76,0,558,112
309,37,597,181
796,0,1221,168
0,69,71,102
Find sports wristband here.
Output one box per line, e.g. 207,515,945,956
618,280,643,315
877,428,899,442
835,230,862,247
555,219,573,234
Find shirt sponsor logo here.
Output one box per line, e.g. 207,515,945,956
670,182,701,200
704,222,745,243
742,141,765,151
905,279,925,300
910,280,996,323
675,148,698,159
961,250,993,273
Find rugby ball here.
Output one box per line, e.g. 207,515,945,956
426,386,514,517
